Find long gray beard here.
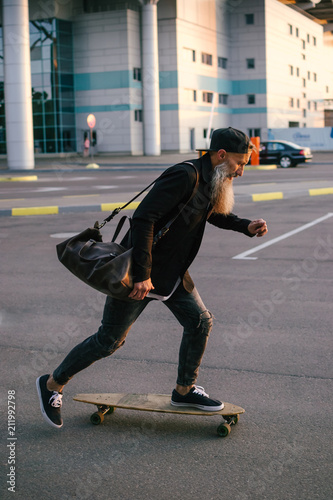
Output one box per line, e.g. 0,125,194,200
210,162,235,215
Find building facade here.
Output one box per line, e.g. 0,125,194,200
0,0,332,168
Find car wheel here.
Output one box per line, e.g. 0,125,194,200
279,156,293,168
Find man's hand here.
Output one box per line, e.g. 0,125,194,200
248,219,268,237
128,279,155,300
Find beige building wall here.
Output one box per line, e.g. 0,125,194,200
265,0,325,130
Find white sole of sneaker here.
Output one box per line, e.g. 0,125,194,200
36,377,63,429
170,401,224,412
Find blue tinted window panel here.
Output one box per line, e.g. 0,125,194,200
31,74,43,86
57,20,72,34
60,74,74,86
45,140,56,153
45,128,56,139
74,71,131,91
58,59,74,73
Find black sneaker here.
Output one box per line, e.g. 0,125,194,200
171,385,224,412
36,374,63,428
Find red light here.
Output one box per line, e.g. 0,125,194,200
299,150,304,155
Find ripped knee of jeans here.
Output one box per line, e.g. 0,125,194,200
197,310,213,336
100,338,125,357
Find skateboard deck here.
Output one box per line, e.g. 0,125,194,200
73,393,245,437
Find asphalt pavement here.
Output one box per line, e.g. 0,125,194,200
0,153,332,500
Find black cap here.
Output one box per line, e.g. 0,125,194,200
197,127,250,153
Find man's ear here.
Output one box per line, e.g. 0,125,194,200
217,149,227,161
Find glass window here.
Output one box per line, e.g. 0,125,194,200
28,19,76,154
31,60,43,74
183,48,195,62
31,74,43,87
218,57,227,69
201,53,212,65
245,14,254,25
57,20,72,34
247,94,255,104
219,94,228,105
58,58,74,73
267,142,285,151
60,74,74,87
133,68,141,81
42,44,52,60
31,45,42,60
203,91,213,103
246,58,255,69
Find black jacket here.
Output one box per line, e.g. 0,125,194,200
130,153,253,296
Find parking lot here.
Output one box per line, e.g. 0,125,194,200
0,155,332,499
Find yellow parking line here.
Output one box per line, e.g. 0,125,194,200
12,206,59,216
0,175,38,182
245,165,277,170
252,192,283,202
309,187,333,196
101,202,140,212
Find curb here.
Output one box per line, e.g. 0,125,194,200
1,188,332,218
3,201,141,218
0,175,38,182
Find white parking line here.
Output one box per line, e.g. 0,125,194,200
233,213,333,260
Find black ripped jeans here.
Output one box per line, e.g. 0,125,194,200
53,284,213,387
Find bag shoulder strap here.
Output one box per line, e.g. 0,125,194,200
96,161,199,230
152,162,199,246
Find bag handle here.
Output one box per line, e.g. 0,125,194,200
94,162,198,230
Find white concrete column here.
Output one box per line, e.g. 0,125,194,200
3,0,34,170
139,0,161,156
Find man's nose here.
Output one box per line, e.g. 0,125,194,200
236,166,244,177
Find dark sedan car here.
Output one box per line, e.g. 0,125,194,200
259,140,312,168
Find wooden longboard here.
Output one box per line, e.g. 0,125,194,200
73,393,245,437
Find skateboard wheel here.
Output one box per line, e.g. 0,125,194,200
217,423,231,437
90,411,104,425
106,406,115,415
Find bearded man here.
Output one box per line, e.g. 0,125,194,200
36,127,268,429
